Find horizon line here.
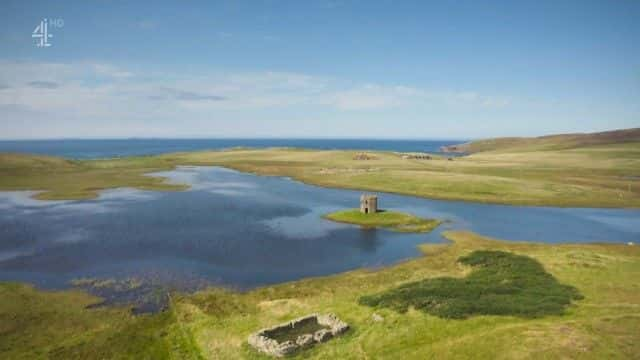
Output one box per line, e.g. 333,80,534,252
0,136,472,142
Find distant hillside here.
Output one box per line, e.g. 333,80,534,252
441,128,640,154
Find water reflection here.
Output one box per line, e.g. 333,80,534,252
0,166,638,297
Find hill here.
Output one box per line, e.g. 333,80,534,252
441,128,640,153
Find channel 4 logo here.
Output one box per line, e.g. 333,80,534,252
32,18,64,48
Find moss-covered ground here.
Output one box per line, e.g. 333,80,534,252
359,250,583,319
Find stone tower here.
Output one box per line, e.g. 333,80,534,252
360,194,378,214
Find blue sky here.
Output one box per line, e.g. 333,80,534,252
0,0,638,139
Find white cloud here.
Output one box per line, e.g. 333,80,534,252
0,60,516,138
92,64,134,79
328,86,401,110
0,60,508,113
314,84,511,110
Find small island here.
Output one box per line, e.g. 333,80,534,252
324,203,441,233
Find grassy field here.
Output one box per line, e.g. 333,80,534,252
0,153,185,200
442,127,640,154
324,209,442,233
2,231,639,359
0,131,639,357
0,282,202,359
1,138,639,207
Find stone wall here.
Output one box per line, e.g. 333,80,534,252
360,194,378,214
248,313,349,357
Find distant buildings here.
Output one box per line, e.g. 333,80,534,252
401,153,432,160
353,153,377,160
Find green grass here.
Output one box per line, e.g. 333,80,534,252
268,320,328,343
0,153,186,200
0,282,203,359
324,209,442,233
181,231,640,359
2,232,640,358
2,135,639,207
359,250,583,319
1,131,639,357
444,128,640,154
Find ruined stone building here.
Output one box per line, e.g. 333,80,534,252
360,194,378,214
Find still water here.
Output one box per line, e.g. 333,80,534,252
0,138,464,159
0,167,638,309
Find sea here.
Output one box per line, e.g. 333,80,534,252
0,138,465,159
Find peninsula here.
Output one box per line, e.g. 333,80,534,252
0,128,638,207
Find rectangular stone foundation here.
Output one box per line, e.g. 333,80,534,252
248,313,349,357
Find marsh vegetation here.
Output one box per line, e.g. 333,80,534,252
360,250,583,318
